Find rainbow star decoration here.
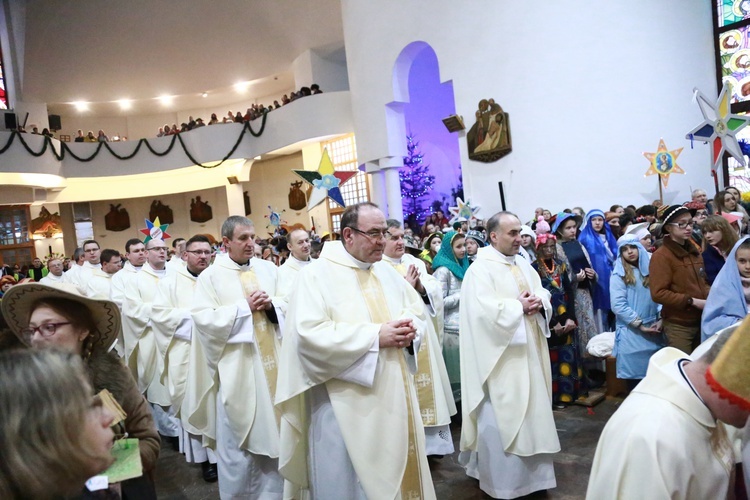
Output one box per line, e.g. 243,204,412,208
449,197,481,224
140,217,171,243
292,149,357,209
686,81,750,170
643,139,684,188
265,205,287,233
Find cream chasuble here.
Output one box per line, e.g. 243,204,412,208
122,262,171,405
111,261,141,311
85,268,113,300
276,256,312,316
459,246,560,457
587,348,735,499
63,260,100,294
151,264,198,418
276,241,436,500
188,254,281,457
381,254,455,429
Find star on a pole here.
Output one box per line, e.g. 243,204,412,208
643,139,684,188
686,80,750,170
449,197,481,224
292,149,357,209
140,217,171,243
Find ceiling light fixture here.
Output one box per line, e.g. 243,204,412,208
118,99,132,110
234,81,250,93
72,101,89,112
201,92,208,98
159,95,173,106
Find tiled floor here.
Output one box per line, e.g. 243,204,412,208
154,400,620,499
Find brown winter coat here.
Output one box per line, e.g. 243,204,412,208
86,351,161,472
649,235,710,326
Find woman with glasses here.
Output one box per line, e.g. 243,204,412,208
1,283,160,498
701,215,739,285
649,206,711,354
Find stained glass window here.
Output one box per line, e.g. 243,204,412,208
719,26,750,103
718,0,750,28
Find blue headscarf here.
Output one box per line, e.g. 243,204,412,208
578,209,618,310
551,212,582,235
431,231,470,280
613,235,650,279
701,236,750,341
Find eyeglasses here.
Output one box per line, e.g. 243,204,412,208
21,322,71,341
695,211,708,216
669,221,695,229
349,227,388,240
185,250,212,256
147,247,168,252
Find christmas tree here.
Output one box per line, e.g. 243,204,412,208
400,134,435,229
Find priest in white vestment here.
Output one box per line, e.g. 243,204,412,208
122,238,177,437
276,203,437,500
459,212,560,499
275,228,312,317
111,239,147,311
39,257,65,286
63,239,102,294
382,218,456,456
85,249,121,299
189,216,283,499
167,237,186,272
587,322,750,499
151,235,218,483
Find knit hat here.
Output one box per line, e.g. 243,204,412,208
465,229,486,247
0,275,17,288
683,200,706,216
705,319,750,411
520,225,536,242
660,205,691,227
534,216,556,248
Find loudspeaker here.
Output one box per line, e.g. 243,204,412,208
4,112,16,130
48,114,62,131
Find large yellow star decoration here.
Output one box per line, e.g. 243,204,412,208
643,139,684,188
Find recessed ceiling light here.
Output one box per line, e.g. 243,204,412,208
201,92,208,98
72,101,89,112
118,99,132,110
234,81,250,93
159,95,173,106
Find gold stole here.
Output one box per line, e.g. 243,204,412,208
355,268,423,499
240,267,281,427
390,261,437,426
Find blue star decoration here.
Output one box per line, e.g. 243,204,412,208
140,217,171,243
449,197,481,224
686,81,750,170
293,149,357,209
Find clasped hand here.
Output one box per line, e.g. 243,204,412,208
247,290,273,312
379,318,417,348
518,291,543,315
404,265,425,295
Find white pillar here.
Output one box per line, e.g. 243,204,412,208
368,167,387,211
383,167,403,222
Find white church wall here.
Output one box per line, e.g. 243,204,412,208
341,0,717,220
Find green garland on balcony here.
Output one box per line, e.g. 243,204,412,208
1,112,267,168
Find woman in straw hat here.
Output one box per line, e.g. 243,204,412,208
0,349,116,499
1,283,160,498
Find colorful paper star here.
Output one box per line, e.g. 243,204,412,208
140,217,171,243
292,149,357,209
686,81,750,170
264,205,287,234
449,197,481,224
643,139,685,188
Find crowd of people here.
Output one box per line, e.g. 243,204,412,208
2,191,750,498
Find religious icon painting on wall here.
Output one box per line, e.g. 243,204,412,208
149,200,173,224
467,98,512,163
104,204,131,232
190,196,213,223
288,181,307,210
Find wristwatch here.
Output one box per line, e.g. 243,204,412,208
687,297,694,306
